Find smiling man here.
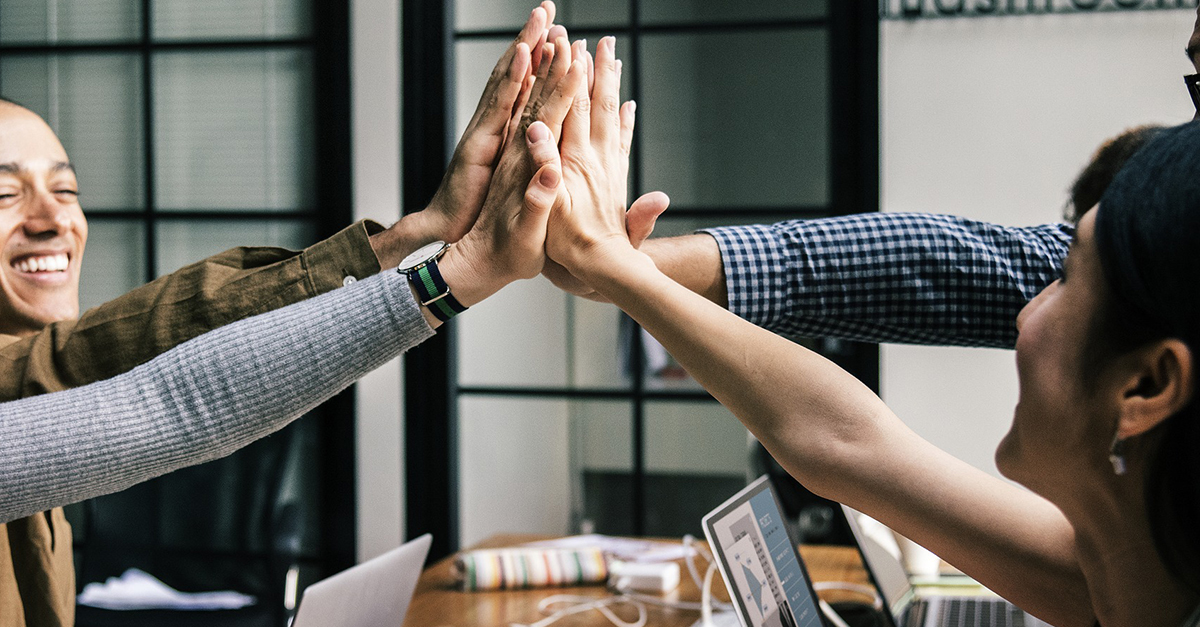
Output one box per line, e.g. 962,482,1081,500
0,103,88,338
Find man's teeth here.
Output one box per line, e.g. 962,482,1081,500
14,254,69,273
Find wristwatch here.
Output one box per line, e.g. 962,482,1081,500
397,240,468,322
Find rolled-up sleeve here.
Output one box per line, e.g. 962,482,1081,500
0,220,386,400
701,213,1073,349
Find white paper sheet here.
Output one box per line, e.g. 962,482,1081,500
77,568,256,611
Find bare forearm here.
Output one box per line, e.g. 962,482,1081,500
575,249,1094,627
641,234,728,308
581,248,882,484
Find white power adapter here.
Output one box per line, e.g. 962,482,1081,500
607,560,681,594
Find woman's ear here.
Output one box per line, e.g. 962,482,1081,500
1116,339,1195,439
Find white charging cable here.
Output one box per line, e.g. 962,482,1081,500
514,534,798,627
509,594,647,627
811,581,883,610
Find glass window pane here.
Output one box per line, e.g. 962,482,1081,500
569,297,628,389
640,30,829,210
0,54,145,211
153,50,315,212
0,0,140,44
459,396,572,547
79,219,146,312
455,0,629,32
570,400,632,535
458,278,569,388
152,0,311,40
640,0,825,25
457,288,630,390
644,400,749,536
154,220,314,276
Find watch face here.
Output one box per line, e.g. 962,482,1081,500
398,240,448,271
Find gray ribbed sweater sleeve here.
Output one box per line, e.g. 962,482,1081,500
0,270,434,523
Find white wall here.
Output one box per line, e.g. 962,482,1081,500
880,11,1195,476
351,0,404,562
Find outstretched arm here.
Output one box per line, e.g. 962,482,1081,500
553,216,1072,349
0,11,590,523
0,36,585,522
699,215,1071,348
0,271,426,523
540,39,1093,627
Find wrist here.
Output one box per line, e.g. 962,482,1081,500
569,240,657,292
434,237,509,308
370,210,443,269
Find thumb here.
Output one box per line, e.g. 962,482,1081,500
626,191,669,247
522,162,562,223
519,121,565,226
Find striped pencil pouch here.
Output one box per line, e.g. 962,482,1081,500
452,547,608,591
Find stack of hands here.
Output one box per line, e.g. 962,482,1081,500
371,1,670,325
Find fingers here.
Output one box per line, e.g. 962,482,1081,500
467,6,546,129
586,41,595,95
532,57,587,145
590,36,620,146
619,100,636,156
510,73,537,128
464,42,531,150
519,122,564,234
532,2,554,68
519,29,573,141
526,24,565,110
515,5,550,62
626,192,669,247
561,53,592,151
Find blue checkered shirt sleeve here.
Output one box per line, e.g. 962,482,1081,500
700,213,1073,349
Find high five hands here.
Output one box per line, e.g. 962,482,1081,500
384,3,668,326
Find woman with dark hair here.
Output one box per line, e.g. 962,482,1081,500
540,49,1200,626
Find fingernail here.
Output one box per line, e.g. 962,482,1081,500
539,167,561,188
528,122,551,144
629,100,637,113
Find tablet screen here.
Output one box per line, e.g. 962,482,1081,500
703,476,823,627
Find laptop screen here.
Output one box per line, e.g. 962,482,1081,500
839,505,914,627
702,476,825,627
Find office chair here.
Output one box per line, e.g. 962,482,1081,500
73,419,312,627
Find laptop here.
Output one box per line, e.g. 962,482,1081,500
702,475,829,627
291,533,431,627
839,505,1050,627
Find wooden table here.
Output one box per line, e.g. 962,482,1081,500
403,534,873,627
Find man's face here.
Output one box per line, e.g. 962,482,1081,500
0,105,87,337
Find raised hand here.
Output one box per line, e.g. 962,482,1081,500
413,2,556,245
541,191,669,301
543,37,645,278
429,32,588,316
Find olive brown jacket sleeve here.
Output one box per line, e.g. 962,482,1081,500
0,220,384,401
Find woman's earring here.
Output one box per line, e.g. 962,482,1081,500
1109,435,1127,476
